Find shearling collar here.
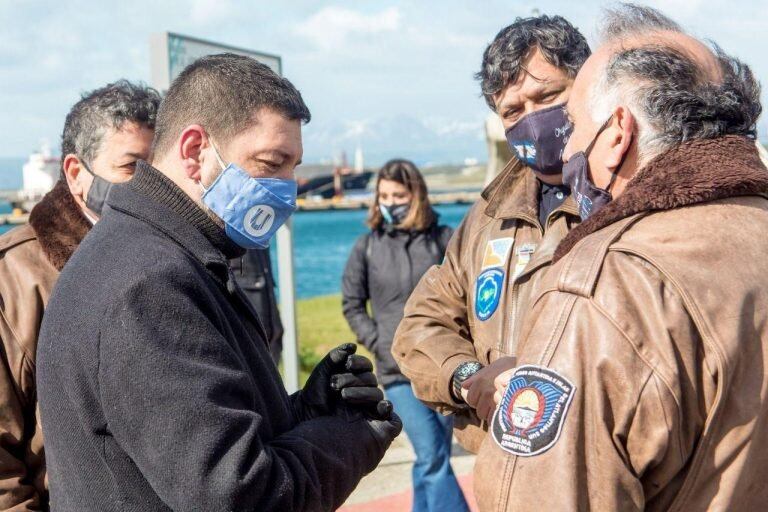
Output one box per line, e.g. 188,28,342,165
28,179,91,271
553,136,768,262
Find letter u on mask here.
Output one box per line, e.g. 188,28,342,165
202,163,297,250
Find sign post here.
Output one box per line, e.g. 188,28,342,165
150,33,300,392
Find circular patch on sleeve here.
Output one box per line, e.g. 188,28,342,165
474,267,504,321
491,365,575,457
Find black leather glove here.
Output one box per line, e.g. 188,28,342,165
294,343,384,421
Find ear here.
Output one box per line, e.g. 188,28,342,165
603,105,635,170
178,124,208,181
62,154,86,197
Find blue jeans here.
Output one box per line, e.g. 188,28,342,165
385,382,470,512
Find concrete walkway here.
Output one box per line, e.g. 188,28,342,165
339,435,479,511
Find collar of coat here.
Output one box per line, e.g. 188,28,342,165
28,179,91,271
482,158,579,221
553,135,768,263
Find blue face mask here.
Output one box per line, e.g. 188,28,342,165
201,143,297,249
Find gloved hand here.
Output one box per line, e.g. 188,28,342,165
294,343,384,421
341,399,403,452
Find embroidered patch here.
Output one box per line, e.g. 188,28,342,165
481,238,514,270
492,365,575,457
511,243,537,281
474,267,504,321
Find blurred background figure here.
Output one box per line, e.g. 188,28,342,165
230,249,284,364
342,159,468,512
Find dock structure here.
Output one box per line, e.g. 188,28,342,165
299,190,480,211
0,212,28,226
1,190,480,226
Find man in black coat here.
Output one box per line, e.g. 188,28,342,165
37,53,401,512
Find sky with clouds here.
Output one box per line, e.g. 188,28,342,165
1,0,766,164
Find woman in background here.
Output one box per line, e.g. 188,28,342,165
342,159,469,512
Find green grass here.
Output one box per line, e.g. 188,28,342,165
294,294,372,384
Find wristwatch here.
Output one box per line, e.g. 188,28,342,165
451,361,484,403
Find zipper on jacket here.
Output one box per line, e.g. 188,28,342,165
500,214,538,356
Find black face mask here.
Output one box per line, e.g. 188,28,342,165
505,103,571,175
562,116,632,220
379,203,410,225
81,161,113,217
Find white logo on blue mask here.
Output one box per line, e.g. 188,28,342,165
202,142,297,249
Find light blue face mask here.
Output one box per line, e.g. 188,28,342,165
201,143,297,249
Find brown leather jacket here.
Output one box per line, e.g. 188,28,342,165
0,181,89,511
474,136,768,511
392,160,580,452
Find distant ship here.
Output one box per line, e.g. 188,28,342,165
298,170,373,200
22,142,60,201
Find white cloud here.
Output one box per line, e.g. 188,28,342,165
190,0,234,25
293,6,401,50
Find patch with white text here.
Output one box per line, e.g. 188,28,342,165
474,267,504,321
481,238,514,270
492,365,575,456
511,243,537,281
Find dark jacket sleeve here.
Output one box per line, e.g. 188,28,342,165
98,265,384,512
437,225,454,258
341,234,378,350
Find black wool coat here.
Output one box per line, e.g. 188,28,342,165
37,162,384,512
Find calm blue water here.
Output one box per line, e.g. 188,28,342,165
285,203,470,298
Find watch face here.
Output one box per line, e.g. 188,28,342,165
459,362,482,380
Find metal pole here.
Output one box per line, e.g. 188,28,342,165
276,218,300,393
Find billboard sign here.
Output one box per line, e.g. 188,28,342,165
150,32,282,90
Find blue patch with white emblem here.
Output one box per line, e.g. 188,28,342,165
475,267,504,321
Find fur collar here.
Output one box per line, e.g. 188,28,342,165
553,136,768,262
28,179,91,271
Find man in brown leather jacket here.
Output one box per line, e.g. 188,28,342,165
392,16,589,453
0,81,159,510
480,5,768,510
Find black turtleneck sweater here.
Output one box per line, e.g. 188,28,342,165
37,161,386,511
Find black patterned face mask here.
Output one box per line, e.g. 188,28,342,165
505,103,572,175
562,116,631,220
379,203,410,225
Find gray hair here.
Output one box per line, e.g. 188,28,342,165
61,80,162,167
476,15,591,110
589,3,762,164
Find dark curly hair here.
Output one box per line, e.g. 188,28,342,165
476,15,591,110
60,80,161,167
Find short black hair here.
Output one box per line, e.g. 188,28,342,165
152,53,311,156
60,80,161,166
476,15,591,110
